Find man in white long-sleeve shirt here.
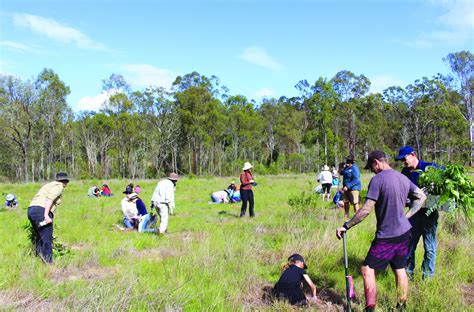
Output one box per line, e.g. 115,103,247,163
151,173,179,234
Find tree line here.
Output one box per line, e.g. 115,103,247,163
0,51,472,182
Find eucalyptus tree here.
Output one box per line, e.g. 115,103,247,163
0,75,37,182
224,95,261,172
298,77,339,166
131,87,180,176
100,74,136,178
356,93,389,158
173,72,226,175
258,97,305,171
443,51,474,165
383,86,410,147
405,78,441,159
331,70,370,156
35,68,71,180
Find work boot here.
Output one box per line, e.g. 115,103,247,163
364,305,375,312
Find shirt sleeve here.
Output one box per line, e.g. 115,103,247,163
167,181,175,207
346,166,361,189
366,177,379,201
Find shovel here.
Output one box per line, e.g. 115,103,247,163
342,232,354,312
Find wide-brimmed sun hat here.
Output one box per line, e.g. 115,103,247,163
322,165,330,171
55,172,70,182
168,172,179,181
6,194,14,201
242,162,253,171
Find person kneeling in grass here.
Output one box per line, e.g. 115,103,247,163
272,253,318,306
121,193,156,233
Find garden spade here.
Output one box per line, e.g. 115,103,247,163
342,232,354,312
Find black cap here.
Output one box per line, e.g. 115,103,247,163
346,155,355,164
288,253,308,269
55,172,69,182
364,150,387,169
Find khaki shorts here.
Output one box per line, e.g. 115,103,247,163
344,190,360,205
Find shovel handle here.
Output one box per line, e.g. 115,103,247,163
342,232,352,312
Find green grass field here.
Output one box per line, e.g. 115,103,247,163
0,174,473,311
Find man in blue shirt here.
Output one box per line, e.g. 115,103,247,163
396,146,441,279
342,155,362,218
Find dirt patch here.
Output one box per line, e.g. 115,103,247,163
461,283,474,306
49,264,116,283
131,247,182,260
70,242,92,251
241,283,344,311
0,289,57,311
174,230,209,242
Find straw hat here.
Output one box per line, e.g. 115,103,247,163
242,162,253,171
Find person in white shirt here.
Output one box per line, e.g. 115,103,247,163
122,193,139,229
318,165,333,201
151,173,179,234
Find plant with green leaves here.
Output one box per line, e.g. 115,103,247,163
23,222,70,258
418,164,473,221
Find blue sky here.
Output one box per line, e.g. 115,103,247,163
1,0,473,111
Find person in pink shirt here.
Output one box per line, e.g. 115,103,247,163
135,185,141,194
101,184,113,197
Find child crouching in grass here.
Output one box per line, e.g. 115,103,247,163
272,254,318,306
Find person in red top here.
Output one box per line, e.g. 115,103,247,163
240,162,256,217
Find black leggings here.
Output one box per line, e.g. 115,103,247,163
240,189,254,217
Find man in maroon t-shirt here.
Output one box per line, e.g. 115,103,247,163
240,162,256,217
336,150,426,312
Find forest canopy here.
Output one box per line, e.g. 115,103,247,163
0,51,472,182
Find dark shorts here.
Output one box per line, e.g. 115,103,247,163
322,183,332,193
363,231,411,271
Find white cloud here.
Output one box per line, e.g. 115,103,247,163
0,40,41,53
120,64,176,89
436,0,474,30
255,87,275,98
76,91,114,112
239,46,283,71
13,13,107,50
369,75,406,94
410,0,474,46
0,60,18,77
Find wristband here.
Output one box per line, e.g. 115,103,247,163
342,222,349,230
